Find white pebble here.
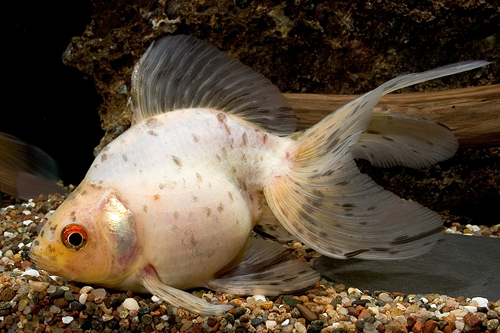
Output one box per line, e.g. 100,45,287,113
22,269,40,277
80,286,94,294
79,293,88,305
471,297,489,308
122,298,140,311
464,306,478,313
266,320,277,330
3,232,14,239
62,316,74,324
23,219,34,226
151,295,161,303
282,319,290,326
254,295,267,303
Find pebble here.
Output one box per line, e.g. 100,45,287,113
297,303,318,321
91,288,107,298
122,297,140,311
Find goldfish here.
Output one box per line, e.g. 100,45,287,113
0,132,67,202
29,35,489,315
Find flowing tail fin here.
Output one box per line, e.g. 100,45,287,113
264,61,489,260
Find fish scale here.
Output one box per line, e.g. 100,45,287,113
30,35,489,316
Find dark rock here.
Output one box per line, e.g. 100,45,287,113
283,295,302,307
69,301,85,311
224,312,235,325
207,317,218,327
141,314,153,324
138,306,150,316
232,307,247,319
297,304,318,321
315,234,500,299
64,290,74,302
49,288,65,299
251,317,263,326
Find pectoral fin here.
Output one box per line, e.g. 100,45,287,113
201,236,319,295
138,265,232,316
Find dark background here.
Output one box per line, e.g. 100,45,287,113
4,1,102,186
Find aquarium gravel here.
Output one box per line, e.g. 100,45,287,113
1,190,499,333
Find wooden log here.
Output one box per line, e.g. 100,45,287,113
285,84,500,148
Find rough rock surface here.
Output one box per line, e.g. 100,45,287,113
61,0,499,226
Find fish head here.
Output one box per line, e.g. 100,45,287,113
30,182,141,286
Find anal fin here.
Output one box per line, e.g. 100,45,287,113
201,236,319,295
138,265,232,316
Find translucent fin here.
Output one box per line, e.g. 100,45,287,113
264,61,489,260
131,35,296,135
138,265,232,316
201,236,319,295
0,132,67,199
351,110,459,168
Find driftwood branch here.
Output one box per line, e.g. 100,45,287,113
285,84,500,148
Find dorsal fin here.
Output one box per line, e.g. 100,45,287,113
131,35,296,136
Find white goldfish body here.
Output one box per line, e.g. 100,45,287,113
30,35,489,315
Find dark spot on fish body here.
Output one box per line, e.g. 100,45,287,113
122,154,128,162
319,231,328,238
365,130,381,135
359,221,368,225
216,113,231,135
367,206,377,211
382,136,394,141
158,183,165,189
147,130,159,136
192,196,198,202
196,173,203,183
146,117,159,128
231,166,237,173
344,249,370,258
142,205,149,214
262,134,268,144
203,207,211,217
192,133,200,142
242,132,248,146
47,244,56,253
336,180,350,186
101,153,108,162
228,191,234,201
173,211,180,220
33,239,40,246
154,194,160,200
172,156,182,167
215,154,221,162
426,141,435,146
217,202,224,213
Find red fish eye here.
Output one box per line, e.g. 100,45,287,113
61,224,88,251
